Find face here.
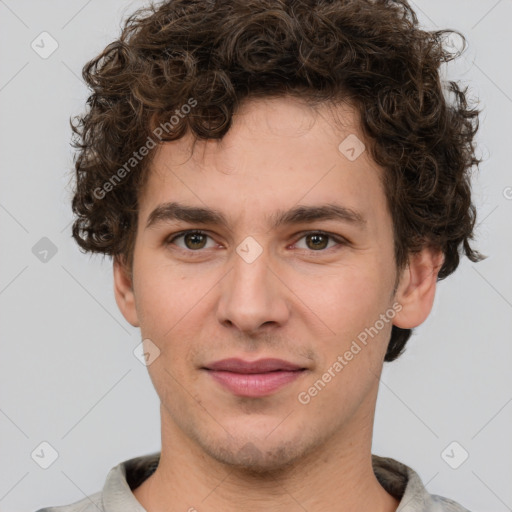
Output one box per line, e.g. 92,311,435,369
115,96,440,472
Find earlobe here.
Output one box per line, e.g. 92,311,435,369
392,246,444,330
113,256,140,327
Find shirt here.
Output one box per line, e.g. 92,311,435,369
35,452,471,512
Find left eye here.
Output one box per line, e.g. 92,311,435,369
293,232,344,251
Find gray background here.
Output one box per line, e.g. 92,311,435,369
0,1,511,511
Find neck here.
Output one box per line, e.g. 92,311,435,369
133,406,399,512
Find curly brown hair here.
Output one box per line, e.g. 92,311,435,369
71,0,484,361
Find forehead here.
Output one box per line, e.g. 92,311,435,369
139,96,388,231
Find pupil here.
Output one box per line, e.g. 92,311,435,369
186,233,206,249
308,234,327,250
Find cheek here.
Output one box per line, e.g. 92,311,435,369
297,260,395,381
133,259,197,334
299,261,392,329
132,258,216,374
133,268,203,394
303,272,393,409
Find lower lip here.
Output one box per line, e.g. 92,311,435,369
206,369,305,397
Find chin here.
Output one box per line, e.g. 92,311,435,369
196,433,316,475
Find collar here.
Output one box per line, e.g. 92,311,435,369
99,452,449,511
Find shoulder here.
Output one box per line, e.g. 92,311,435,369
34,491,103,512
429,494,472,512
33,452,160,512
372,454,472,512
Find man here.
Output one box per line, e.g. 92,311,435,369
37,0,483,510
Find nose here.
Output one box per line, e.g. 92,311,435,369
216,244,290,335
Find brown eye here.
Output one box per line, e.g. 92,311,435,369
293,231,346,252
167,230,214,251
304,233,329,250
184,232,207,249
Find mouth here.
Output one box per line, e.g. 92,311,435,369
202,358,308,398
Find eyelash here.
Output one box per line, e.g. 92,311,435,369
165,230,348,254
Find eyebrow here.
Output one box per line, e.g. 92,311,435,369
145,201,367,231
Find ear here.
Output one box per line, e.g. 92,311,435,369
392,246,444,329
113,255,140,327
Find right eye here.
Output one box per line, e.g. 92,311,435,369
165,230,217,251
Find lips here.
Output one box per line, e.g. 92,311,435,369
204,358,304,373
202,358,307,397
